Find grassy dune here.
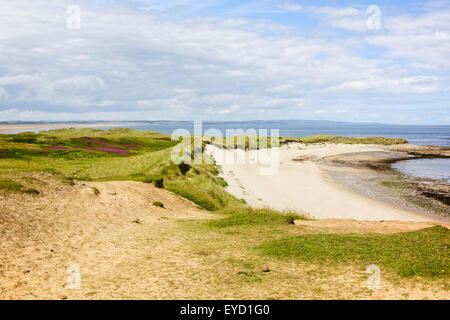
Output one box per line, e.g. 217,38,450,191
1,128,448,290
0,128,269,214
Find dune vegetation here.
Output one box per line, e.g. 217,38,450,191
280,135,408,145
206,134,407,150
1,128,448,299
0,128,293,216
0,129,406,211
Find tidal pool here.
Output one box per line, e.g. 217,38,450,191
391,158,450,183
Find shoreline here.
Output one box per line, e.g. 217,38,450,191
207,143,449,222
2,125,448,221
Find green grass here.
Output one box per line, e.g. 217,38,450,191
166,175,237,211
208,207,308,228
153,201,164,208
259,226,449,277
0,129,177,179
208,134,279,150
0,128,245,211
0,178,39,195
0,178,24,192
380,180,408,188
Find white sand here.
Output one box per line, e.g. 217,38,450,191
206,143,441,222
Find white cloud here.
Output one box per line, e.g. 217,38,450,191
366,8,450,71
268,83,295,93
326,75,442,93
309,6,360,18
278,3,303,12
0,87,8,100
219,104,240,114
0,0,448,123
220,18,248,28
281,5,367,32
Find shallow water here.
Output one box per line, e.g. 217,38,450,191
391,158,450,183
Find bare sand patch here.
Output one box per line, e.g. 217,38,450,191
0,176,206,299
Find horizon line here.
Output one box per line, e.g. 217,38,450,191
1,119,450,127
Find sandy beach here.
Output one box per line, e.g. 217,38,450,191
207,143,444,222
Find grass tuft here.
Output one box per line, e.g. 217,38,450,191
208,207,308,228
0,178,23,192
153,178,164,189
0,178,39,195
91,187,100,196
153,201,164,208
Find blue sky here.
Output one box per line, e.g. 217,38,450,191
0,0,449,124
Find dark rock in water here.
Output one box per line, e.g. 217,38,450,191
414,183,450,206
318,151,416,172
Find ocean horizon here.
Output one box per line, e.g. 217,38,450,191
2,120,450,147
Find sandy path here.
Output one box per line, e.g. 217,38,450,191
207,143,441,222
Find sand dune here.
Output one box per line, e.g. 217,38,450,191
0,176,206,299
207,143,442,222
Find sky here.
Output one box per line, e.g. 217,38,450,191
0,0,449,124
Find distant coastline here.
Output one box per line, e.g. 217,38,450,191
1,120,449,146
0,122,138,133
